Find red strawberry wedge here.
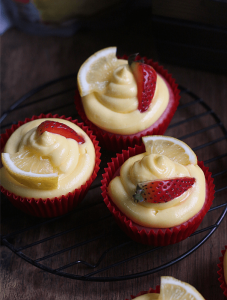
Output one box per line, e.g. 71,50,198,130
133,177,196,204
128,54,157,113
37,121,85,144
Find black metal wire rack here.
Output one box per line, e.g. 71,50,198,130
1,73,227,282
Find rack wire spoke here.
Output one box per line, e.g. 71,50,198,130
168,111,212,128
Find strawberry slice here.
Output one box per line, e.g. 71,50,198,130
133,177,196,203
37,121,85,144
128,54,157,113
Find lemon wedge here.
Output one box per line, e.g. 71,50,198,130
142,135,197,166
159,276,205,300
1,149,58,190
77,46,126,97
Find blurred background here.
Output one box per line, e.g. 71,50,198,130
1,0,227,115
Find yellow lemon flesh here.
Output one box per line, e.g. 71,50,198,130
159,276,205,300
1,149,58,190
77,46,126,97
142,135,197,166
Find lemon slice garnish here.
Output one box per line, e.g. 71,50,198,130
142,135,197,166
77,47,126,97
159,276,205,300
2,149,58,190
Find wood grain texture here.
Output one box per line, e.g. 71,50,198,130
1,16,227,300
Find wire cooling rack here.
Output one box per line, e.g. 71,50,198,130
1,73,227,282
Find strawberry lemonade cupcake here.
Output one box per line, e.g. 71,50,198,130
126,276,205,300
0,114,101,218
101,136,215,245
75,47,180,152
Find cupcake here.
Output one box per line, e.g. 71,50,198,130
218,245,227,297
75,47,180,152
101,135,215,246
126,276,205,300
0,113,101,218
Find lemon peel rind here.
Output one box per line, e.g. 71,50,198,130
77,46,117,97
160,276,205,300
142,135,197,165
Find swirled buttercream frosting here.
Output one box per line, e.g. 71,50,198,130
108,152,206,228
81,60,170,135
0,119,95,199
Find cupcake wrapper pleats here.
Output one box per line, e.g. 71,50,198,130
218,246,227,298
101,144,215,246
0,113,101,218
75,55,180,152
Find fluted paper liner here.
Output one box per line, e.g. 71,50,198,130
125,286,160,300
0,113,101,218
75,55,180,152
218,245,227,298
101,144,215,246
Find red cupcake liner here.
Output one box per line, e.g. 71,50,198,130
218,245,227,298
0,113,101,218
125,286,160,300
101,144,215,246
75,55,180,152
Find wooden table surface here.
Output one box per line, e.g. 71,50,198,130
1,19,227,300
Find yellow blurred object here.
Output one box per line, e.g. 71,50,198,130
33,0,122,23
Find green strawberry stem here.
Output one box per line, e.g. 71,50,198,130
128,53,144,66
133,185,145,203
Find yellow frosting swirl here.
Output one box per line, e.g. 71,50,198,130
108,152,206,228
0,119,95,199
81,60,169,135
